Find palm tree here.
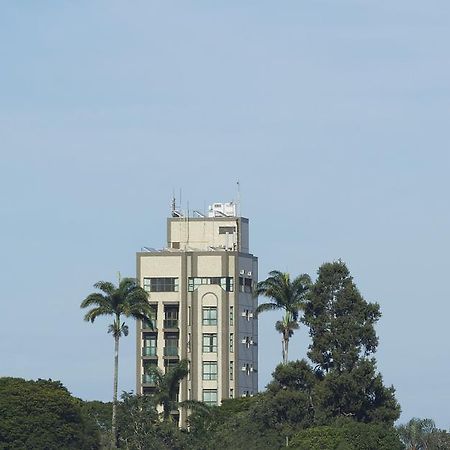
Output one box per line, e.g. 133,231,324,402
146,359,195,421
397,418,437,450
81,277,153,449
275,312,300,365
255,270,311,364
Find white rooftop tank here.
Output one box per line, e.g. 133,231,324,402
208,202,237,217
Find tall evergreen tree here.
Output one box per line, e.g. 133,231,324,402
303,261,380,373
302,261,400,425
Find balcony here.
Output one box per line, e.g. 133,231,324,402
142,346,157,357
163,319,178,330
164,346,179,357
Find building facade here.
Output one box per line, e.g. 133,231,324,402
136,202,258,425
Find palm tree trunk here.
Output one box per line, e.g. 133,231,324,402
284,331,289,365
112,331,119,448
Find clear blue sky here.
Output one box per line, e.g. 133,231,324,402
1,1,449,428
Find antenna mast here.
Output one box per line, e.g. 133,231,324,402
236,180,241,217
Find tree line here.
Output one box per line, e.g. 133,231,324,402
1,260,448,449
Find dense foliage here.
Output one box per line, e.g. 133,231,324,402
0,377,99,450
187,358,402,449
397,418,450,450
290,421,404,450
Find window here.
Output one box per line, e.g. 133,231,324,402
229,388,234,398
219,226,236,234
229,361,234,380
203,333,217,353
172,241,180,249
229,333,234,353
164,307,178,329
203,389,218,406
143,337,157,356
202,361,218,380
188,277,233,292
229,306,234,326
143,277,179,292
239,277,252,293
202,307,218,326
164,335,178,357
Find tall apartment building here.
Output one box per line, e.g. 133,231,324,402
136,202,258,425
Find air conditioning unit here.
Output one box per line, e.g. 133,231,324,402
247,271,252,276
240,269,245,275
241,338,247,344
241,366,247,372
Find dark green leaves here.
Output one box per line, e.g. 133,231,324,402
0,377,99,449
303,261,381,373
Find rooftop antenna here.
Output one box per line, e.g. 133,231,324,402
171,191,183,217
171,192,176,214
236,179,241,217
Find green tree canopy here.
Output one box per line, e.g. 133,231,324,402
397,417,450,450
303,261,381,373
314,358,400,425
0,377,99,450
290,420,404,450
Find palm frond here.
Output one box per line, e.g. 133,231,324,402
255,302,280,316
275,319,299,334
179,399,210,413
165,360,189,394
255,270,312,323
83,306,114,323
93,281,116,296
118,277,139,298
146,365,164,386
80,293,110,309
107,320,128,338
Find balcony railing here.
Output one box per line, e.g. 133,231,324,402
142,346,157,357
142,320,157,330
164,346,179,356
163,319,178,329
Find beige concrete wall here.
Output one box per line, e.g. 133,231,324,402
168,217,249,252
140,255,182,278
196,255,223,276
